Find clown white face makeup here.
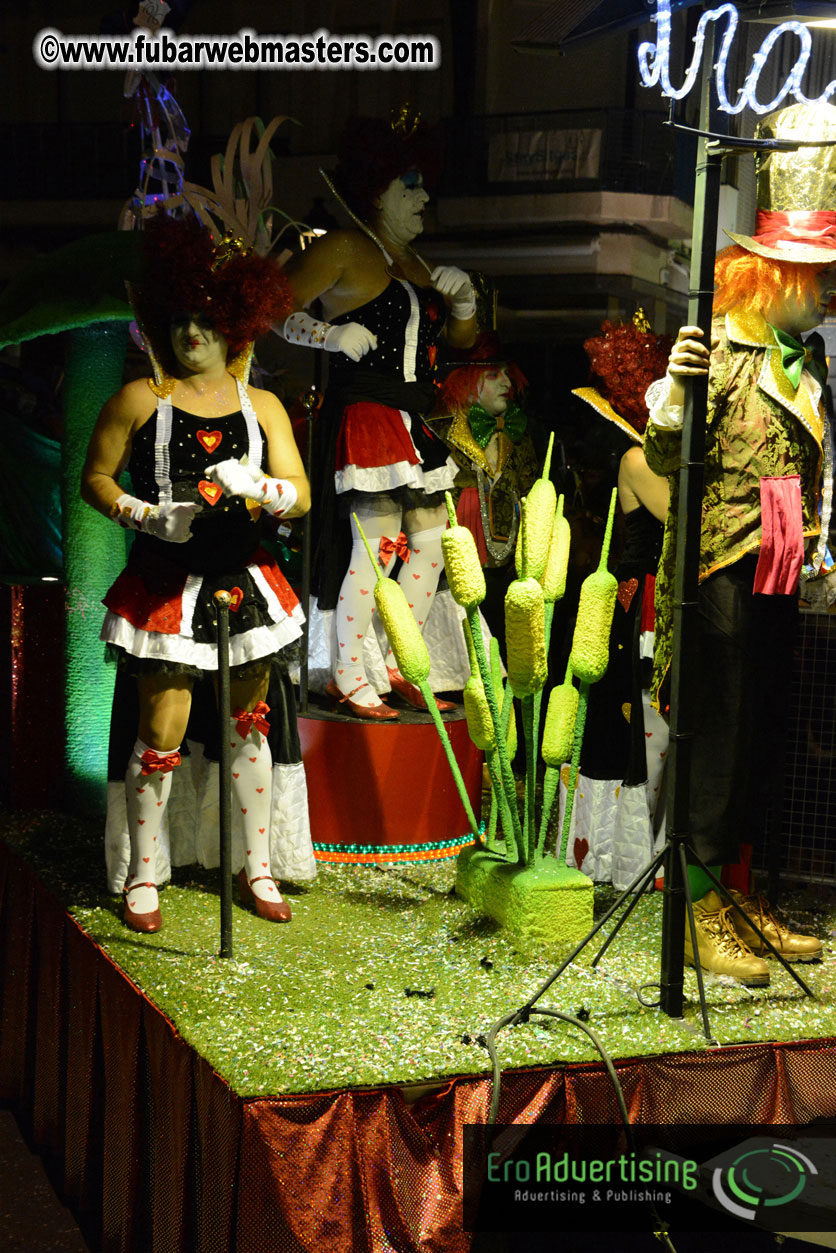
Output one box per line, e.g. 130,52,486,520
374,170,429,248
476,367,512,418
170,313,228,373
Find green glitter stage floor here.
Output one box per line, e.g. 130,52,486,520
3,810,836,1098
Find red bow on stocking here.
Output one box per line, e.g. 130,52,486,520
233,701,271,740
140,749,182,776
379,532,410,565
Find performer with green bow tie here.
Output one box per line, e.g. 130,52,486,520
430,332,541,650
644,101,835,985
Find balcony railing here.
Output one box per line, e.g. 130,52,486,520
440,108,695,205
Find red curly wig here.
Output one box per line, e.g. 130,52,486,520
713,243,836,316
131,215,293,377
332,114,443,222
438,332,528,416
583,319,673,435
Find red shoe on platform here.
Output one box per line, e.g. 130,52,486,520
326,679,399,721
238,868,292,923
386,668,456,712
123,881,162,933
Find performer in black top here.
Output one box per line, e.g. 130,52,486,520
281,110,477,719
82,215,310,932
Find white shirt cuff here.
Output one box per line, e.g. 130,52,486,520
645,375,684,431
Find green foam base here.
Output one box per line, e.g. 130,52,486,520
455,845,594,954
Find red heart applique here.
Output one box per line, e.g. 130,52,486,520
360,589,369,596
138,819,145,826
196,429,223,453
249,756,256,763
233,772,239,778
142,856,150,863
259,828,265,834
227,587,243,612
574,837,589,869
256,787,264,793
241,807,247,814
616,578,639,613
347,615,354,621
198,480,222,506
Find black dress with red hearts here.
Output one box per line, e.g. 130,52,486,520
313,277,456,608
101,387,304,675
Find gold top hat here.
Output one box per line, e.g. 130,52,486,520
726,102,836,262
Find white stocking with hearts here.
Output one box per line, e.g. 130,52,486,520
384,521,446,675
333,501,401,708
229,711,278,903
125,738,179,916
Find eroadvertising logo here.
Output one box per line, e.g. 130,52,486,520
462,1125,834,1234
711,1142,817,1221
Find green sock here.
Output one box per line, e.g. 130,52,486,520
687,864,722,902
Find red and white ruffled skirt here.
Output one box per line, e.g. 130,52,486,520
101,543,304,671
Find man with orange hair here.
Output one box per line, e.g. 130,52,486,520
645,102,834,983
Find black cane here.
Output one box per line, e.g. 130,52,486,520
298,387,317,713
215,590,234,959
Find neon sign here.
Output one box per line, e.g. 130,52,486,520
638,0,836,114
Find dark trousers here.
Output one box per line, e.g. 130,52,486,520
689,556,798,865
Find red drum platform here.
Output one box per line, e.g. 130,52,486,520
298,708,483,863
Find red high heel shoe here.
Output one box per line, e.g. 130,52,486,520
123,881,162,933
386,668,456,712
326,679,399,721
238,868,292,923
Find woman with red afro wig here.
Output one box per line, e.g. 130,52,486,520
566,313,671,890
279,108,478,719
81,212,314,934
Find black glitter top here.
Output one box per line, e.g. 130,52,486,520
327,278,445,388
127,406,265,574
619,505,664,581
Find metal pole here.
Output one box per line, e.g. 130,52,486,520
659,32,724,1019
215,590,234,960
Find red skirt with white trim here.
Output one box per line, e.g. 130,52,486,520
101,542,304,672
334,401,456,496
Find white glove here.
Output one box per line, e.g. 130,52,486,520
203,457,260,499
204,458,298,518
322,322,378,361
114,493,198,543
429,265,476,320
282,311,377,361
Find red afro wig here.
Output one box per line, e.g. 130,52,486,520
437,332,528,417
582,318,673,435
713,243,836,316
131,214,293,376
332,113,443,222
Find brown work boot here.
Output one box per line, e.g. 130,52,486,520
727,891,822,963
684,890,770,986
